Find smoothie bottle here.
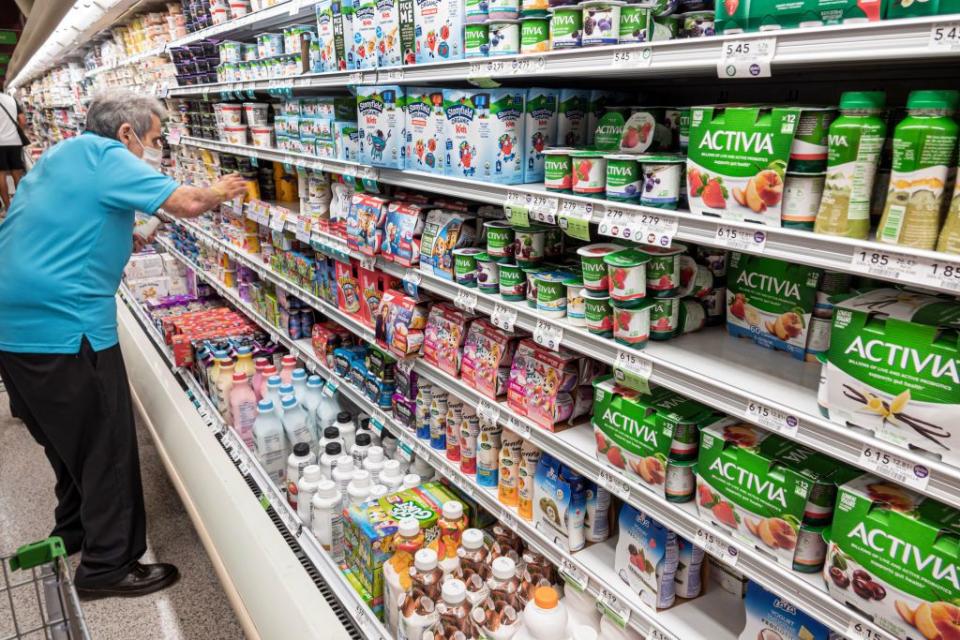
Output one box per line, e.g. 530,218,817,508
437,501,467,576
878,90,959,250
302,375,324,439
310,480,344,562
435,579,476,639
258,364,277,401
814,91,887,239
235,345,256,378
384,518,425,635
265,375,285,418
252,357,271,401
279,354,298,385
229,371,258,448
291,368,308,404
281,396,315,451
457,528,491,605
215,359,236,425
937,178,960,253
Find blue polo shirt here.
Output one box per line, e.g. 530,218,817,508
0,133,178,353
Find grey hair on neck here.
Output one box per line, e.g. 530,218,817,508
84,90,167,139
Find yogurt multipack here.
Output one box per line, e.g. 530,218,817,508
405,87,447,175
615,504,679,610
739,580,834,640
357,85,406,168
443,89,526,185
523,88,559,184
414,0,464,63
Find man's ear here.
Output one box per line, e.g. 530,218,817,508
117,123,134,145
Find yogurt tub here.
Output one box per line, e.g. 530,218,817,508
222,126,248,145
577,243,623,291
466,23,491,57
475,253,501,293
466,0,491,23
649,0,679,16
514,225,547,265
649,295,681,340
489,0,521,22
520,17,551,53
485,220,516,261
243,102,270,126
499,262,526,300
781,172,825,230
535,272,569,318
454,247,484,287
524,266,549,308
570,150,607,198
221,104,244,126
565,277,586,325
603,248,649,304
583,289,614,336
604,154,641,202
487,19,522,54
644,242,686,297
522,0,551,15
612,299,652,348
677,256,715,298
544,226,565,257
679,298,706,335
680,10,714,36
543,148,574,191
250,126,273,147
619,4,652,42
652,14,681,38
638,154,684,210
548,5,583,48
581,0,625,46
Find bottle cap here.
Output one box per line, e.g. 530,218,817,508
302,465,322,482
442,579,466,604
263,365,277,376
237,346,252,355
402,473,420,488
534,586,559,610
232,371,247,382
281,396,297,409
335,456,354,472
491,557,516,581
398,517,420,538
442,501,463,521
292,368,307,381
381,459,400,477
213,349,229,359
839,91,885,111
307,375,323,387
255,357,270,370
461,528,484,550
907,89,954,111
324,426,341,440
267,375,281,387
315,480,338,499
368,484,388,500
414,547,438,571
324,442,342,456
337,411,352,424
350,469,371,488
293,442,311,456
257,399,274,412
355,432,372,447
220,361,235,370
280,384,295,396
282,355,297,366
366,446,384,462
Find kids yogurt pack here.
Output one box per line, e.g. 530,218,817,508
413,0,465,63
404,87,447,175
357,85,406,168
443,88,526,185
523,88,559,184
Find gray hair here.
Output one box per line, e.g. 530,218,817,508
85,90,167,139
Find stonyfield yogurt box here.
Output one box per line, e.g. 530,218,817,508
357,85,406,168
686,105,801,226
316,0,339,71
335,121,361,161
354,1,380,68
726,252,821,361
523,88,559,184
818,288,960,467
443,89,526,185
375,0,404,67
414,0,465,63
405,87,447,175
615,504,679,610
557,89,591,147
824,475,960,640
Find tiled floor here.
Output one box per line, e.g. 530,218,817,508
0,390,245,640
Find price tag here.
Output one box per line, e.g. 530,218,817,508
532,320,563,351
470,59,505,77
382,68,404,82
269,209,288,232
925,259,960,292
511,56,545,74
499,507,517,530
505,192,530,227
305,359,317,373
559,559,589,592
612,47,653,68
528,193,558,224
477,400,501,428
859,445,931,491
506,415,531,440
402,271,421,297
930,22,960,50
289,0,303,15
490,303,518,332
632,211,679,247
238,461,250,475
612,351,652,395
558,200,593,241
846,620,887,640
717,37,776,79
454,289,479,314
693,527,739,567
597,589,631,629
745,400,799,437
359,255,377,270
647,628,672,640
850,247,924,283
295,216,312,242
323,379,340,397
598,206,631,239
715,225,767,252
597,468,631,500
349,71,364,84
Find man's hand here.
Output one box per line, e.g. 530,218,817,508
212,174,248,201
132,230,156,253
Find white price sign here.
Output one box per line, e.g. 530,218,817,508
745,400,799,437
850,247,923,282
349,72,364,84
717,37,776,79
559,559,589,592
597,589,631,628
926,258,960,292
693,527,739,567
846,620,888,640
238,461,250,475
454,289,479,314
632,211,679,247
477,400,501,428
647,629,673,640
612,350,652,395
715,225,767,252
468,59,506,78
490,303,518,332
269,209,288,232
859,445,931,491
359,255,377,271
930,22,960,50
533,320,563,351
295,217,312,242
383,68,404,82
598,206,631,239
289,0,303,15
528,193,559,223
511,56,545,74
597,468,631,500
612,47,653,68
506,415,531,440
499,507,518,530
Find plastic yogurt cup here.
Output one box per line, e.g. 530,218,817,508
577,243,623,291
581,0,625,46
475,253,501,293
222,126,248,145
466,0,491,23
605,154,642,202
604,248,650,304
644,242,686,297
649,295,681,339
489,0,520,20
454,247,485,287
680,10,714,36
522,0,550,15
466,23,491,56
543,148,574,191
649,0,679,17
583,289,614,336
485,220,517,261
250,126,273,147
570,151,607,197
781,172,825,230
612,299,653,348
638,154,684,210
514,225,548,265
524,266,549,308
535,271,569,318
499,262,526,300
242,102,270,126
565,277,586,325
619,4,651,42
549,5,583,48
679,298,706,335
220,104,244,126
487,19,522,53
520,17,551,53
653,14,681,38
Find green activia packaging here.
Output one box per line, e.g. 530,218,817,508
696,421,861,572
726,252,821,360
818,288,960,466
717,0,884,33
885,0,960,18
686,105,800,226
824,475,960,640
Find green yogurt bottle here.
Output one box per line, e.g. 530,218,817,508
877,90,959,251
814,91,887,240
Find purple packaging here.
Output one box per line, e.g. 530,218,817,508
392,393,416,429
396,364,419,399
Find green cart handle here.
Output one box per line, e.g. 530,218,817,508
9,536,66,571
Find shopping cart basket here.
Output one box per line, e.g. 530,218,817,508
1,537,90,640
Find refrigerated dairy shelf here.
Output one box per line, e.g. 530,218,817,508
172,135,960,297
158,223,896,640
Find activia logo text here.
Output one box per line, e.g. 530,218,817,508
828,134,849,148
736,270,801,300
699,130,775,154
608,165,635,177
601,408,658,447
707,458,787,507
844,337,960,384
848,522,960,589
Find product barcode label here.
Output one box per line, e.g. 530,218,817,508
382,68,404,82
532,320,563,351
846,620,887,640
559,559,589,592
511,56,545,75
477,400,501,428
454,289,479,314
490,303,518,332
597,589,631,629
238,461,250,475
613,351,652,394
269,210,288,232
349,72,364,84
528,194,558,224
717,37,776,79
558,200,593,241
930,22,960,50
612,47,653,68
506,415,531,440
632,212,679,247
858,445,931,491
715,225,767,252
745,400,799,437
597,469,631,500
694,527,739,567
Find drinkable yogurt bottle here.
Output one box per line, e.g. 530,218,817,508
310,480,344,563
286,442,316,509
253,399,286,485
296,465,324,525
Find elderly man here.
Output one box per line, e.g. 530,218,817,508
0,90,246,599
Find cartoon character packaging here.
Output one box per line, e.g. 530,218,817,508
381,201,426,265
460,318,520,399
347,193,389,256
375,289,430,356
421,303,478,376
358,267,400,328
419,208,477,280
507,339,595,431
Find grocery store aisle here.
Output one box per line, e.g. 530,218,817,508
0,390,246,640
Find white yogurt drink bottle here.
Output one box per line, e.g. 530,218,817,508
311,480,344,562
286,442,316,508
253,399,286,486
297,465,324,525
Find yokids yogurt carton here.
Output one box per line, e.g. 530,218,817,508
405,87,447,175
615,504,679,610
357,85,406,168
443,89,526,185
375,0,404,67
335,121,361,161
523,88,559,184
414,0,464,63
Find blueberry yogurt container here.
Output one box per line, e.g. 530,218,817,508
581,0,625,46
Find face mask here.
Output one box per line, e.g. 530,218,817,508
131,130,163,170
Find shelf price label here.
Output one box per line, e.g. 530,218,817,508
382,68,404,82
402,271,421,297
693,527,739,567
359,255,377,271
506,415,531,440
528,193,559,224
612,47,653,68
632,211,679,248
715,225,767,252
647,628,674,640
269,209,288,232
927,259,960,292
613,351,652,394
295,217,312,242
717,37,776,79
846,620,888,640
558,200,593,241
490,303,518,332
499,506,518,530
858,444,931,491
930,22,960,50
477,400,501,429
597,589,631,629
505,191,530,227
559,559,589,592
598,206,631,240
469,59,506,78
533,320,563,351
745,400,799,438
454,289,479,314
597,468,631,500
850,247,921,281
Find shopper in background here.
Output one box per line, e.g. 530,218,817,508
0,91,27,210
0,90,246,599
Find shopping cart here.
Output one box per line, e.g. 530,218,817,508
1,537,90,640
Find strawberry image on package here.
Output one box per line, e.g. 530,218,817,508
414,0,464,62
357,85,406,168
443,89,526,185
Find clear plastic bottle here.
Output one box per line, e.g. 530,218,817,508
315,383,341,432
351,432,372,468
319,442,344,481
436,579,475,639
402,473,421,489
286,442,316,509
399,548,444,640
488,556,522,609
265,375,285,418
310,480,344,563
368,484,388,501
385,518,427,636
411,455,435,482
279,354,298,386
379,459,404,491
215,359,236,425
252,357,271,401
335,411,356,451
347,469,372,506
297,465,324,525
380,432,399,461
281,396,315,451
253,399,286,485
332,455,355,495
229,371,258,448
457,528,491,606
279,383,296,405
291,368,308,404
303,375,324,439
437,501,467,576
235,345,256,379
363,446,386,483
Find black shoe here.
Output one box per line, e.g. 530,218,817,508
77,562,180,600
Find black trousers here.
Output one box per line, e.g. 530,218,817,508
0,338,146,588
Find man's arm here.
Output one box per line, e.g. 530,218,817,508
160,174,248,218
15,100,26,130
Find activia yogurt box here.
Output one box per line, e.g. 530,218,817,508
686,105,801,226
414,0,465,63
405,87,446,174
357,85,406,168
726,252,821,361
523,88,559,184
818,288,960,467
824,476,960,640
443,89,526,185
